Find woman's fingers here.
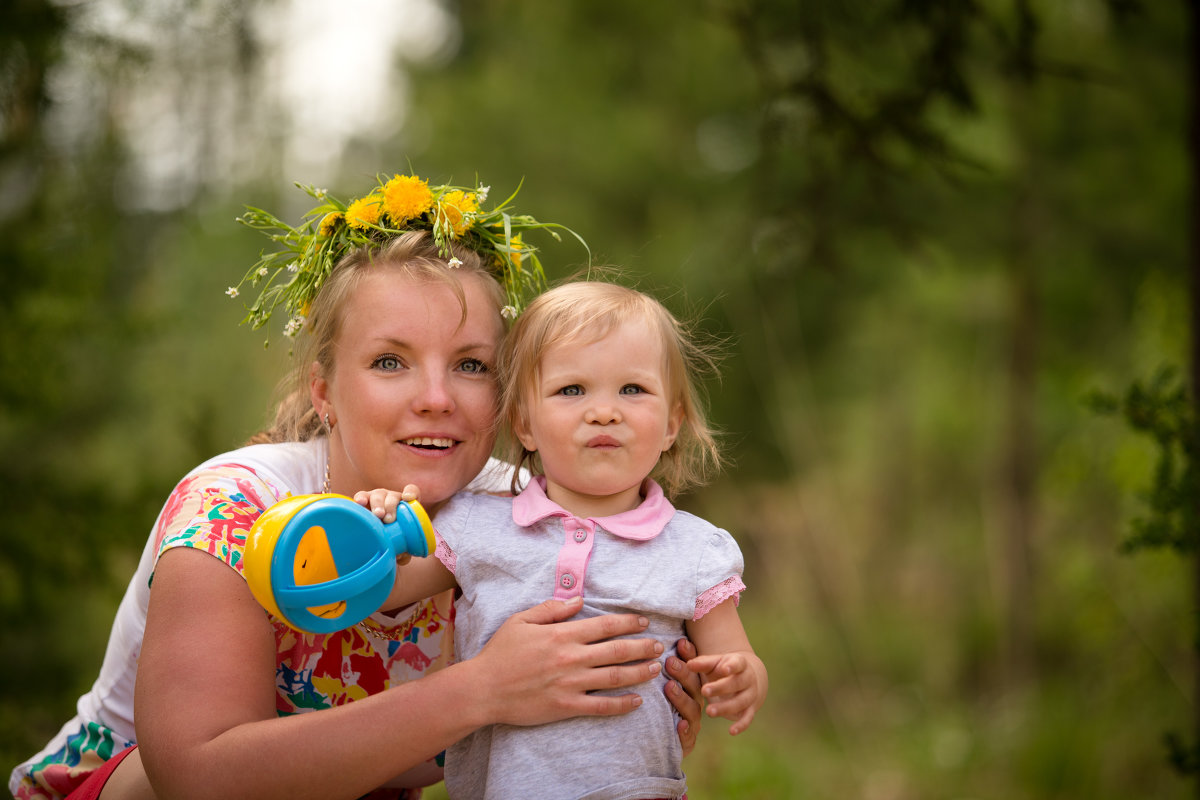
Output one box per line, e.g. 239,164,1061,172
478,600,666,727
667,638,704,706
664,642,703,756
512,596,585,625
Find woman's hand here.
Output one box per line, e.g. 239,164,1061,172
471,597,664,727
665,637,704,756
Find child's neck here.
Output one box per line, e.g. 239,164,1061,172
544,480,644,520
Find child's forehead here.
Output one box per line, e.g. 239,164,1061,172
546,314,652,350
535,318,670,378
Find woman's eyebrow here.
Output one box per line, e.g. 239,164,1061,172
371,337,495,355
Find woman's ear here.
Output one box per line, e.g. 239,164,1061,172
309,361,330,422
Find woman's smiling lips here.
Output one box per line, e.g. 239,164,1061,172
401,436,458,451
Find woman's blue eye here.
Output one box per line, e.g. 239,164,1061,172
373,355,402,371
559,385,582,396
459,358,489,374
620,384,643,395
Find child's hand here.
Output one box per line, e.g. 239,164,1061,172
353,485,421,565
686,651,766,736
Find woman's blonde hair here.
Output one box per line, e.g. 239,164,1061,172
249,230,504,444
498,280,723,497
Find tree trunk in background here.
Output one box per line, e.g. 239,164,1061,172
1001,205,1038,687
999,75,1040,687
1188,3,1200,793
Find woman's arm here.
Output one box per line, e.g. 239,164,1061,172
135,547,663,800
362,485,707,754
683,598,769,737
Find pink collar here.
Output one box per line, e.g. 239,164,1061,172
512,476,676,541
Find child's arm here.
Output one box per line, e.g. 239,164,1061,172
683,598,768,736
354,487,458,610
383,553,457,610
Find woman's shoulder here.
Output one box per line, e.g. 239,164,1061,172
149,441,325,574
188,439,327,497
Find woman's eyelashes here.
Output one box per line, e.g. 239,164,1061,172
369,355,491,374
372,353,404,371
457,357,490,375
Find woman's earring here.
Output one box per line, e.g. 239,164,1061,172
323,412,333,434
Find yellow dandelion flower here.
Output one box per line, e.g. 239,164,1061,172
438,190,480,238
382,175,434,224
346,195,383,230
319,211,344,237
502,233,526,272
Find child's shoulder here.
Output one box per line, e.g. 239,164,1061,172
439,488,514,520
667,507,726,535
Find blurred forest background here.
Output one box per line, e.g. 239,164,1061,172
1,0,1193,797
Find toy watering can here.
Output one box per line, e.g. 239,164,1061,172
244,493,435,634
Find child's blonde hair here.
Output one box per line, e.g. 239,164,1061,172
499,280,723,497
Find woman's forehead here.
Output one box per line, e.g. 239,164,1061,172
341,269,503,346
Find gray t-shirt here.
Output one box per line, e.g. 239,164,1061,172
433,477,745,800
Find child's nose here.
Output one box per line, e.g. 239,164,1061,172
585,402,620,424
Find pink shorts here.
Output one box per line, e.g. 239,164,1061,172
63,745,138,800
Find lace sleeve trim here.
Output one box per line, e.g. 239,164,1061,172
434,532,457,574
693,575,746,621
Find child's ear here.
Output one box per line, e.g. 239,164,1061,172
514,413,538,453
662,402,685,452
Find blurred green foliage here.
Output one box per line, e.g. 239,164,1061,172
1,0,1193,797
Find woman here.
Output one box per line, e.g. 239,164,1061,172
10,176,703,800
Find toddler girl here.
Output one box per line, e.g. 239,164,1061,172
378,281,768,800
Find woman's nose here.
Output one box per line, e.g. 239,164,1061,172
412,372,456,414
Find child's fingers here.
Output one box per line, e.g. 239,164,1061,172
401,483,421,503
705,686,755,725
355,488,403,523
727,704,757,736
684,653,724,678
699,659,749,700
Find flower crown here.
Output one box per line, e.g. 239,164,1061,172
229,173,588,339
